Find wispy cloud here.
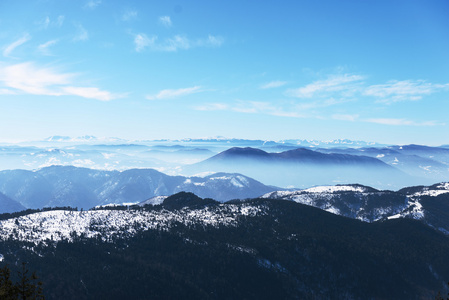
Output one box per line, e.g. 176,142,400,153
62,86,118,101
0,62,122,101
38,40,58,56
133,33,223,52
332,114,359,121
122,10,138,21
42,16,50,29
260,80,287,89
84,0,101,10
146,86,202,100
56,15,65,27
195,103,229,111
3,34,31,57
195,100,303,118
198,35,224,47
286,74,364,98
364,80,449,104
159,16,172,27
160,35,190,51
40,15,65,28
134,33,155,52
73,24,89,42
287,73,448,108
0,62,73,95
365,118,441,126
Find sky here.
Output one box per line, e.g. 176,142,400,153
0,0,448,145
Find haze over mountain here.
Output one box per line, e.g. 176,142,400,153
0,192,25,213
1,137,447,191
316,145,449,182
0,166,279,212
184,146,414,189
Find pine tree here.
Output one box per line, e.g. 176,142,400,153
436,282,449,300
0,265,17,299
0,263,44,300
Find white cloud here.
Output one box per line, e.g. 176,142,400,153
159,16,172,27
0,88,16,95
62,86,119,101
163,35,190,51
260,80,287,89
133,33,223,52
195,103,229,111
43,16,50,29
332,114,359,121
123,10,138,21
195,100,303,118
364,80,449,104
3,34,31,57
38,40,58,56
40,15,64,29
56,15,65,27
365,118,440,126
73,24,89,42
147,86,202,100
134,33,155,52
198,35,224,47
84,0,101,9
286,74,364,98
0,62,72,95
0,61,121,101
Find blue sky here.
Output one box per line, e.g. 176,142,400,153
0,0,448,145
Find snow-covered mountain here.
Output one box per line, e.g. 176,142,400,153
0,196,266,244
1,192,448,299
2,181,447,247
0,166,280,212
263,182,449,233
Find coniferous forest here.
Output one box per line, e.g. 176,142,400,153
1,196,449,299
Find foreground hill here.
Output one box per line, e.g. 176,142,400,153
0,193,448,299
0,166,279,212
184,147,413,189
263,182,449,234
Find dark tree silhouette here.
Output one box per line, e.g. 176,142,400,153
0,263,44,300
436,282,449,300
0,264,17,299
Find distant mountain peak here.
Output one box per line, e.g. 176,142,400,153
210,147,271,160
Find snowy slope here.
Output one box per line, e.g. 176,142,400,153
0,203,268,245
263,182,449,231
263,184,407,222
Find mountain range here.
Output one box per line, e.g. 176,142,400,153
0,166,278,212
315,144,449,181
1,138,448,191
184,147,413,189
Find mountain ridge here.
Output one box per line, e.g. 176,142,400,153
0,166,280,211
